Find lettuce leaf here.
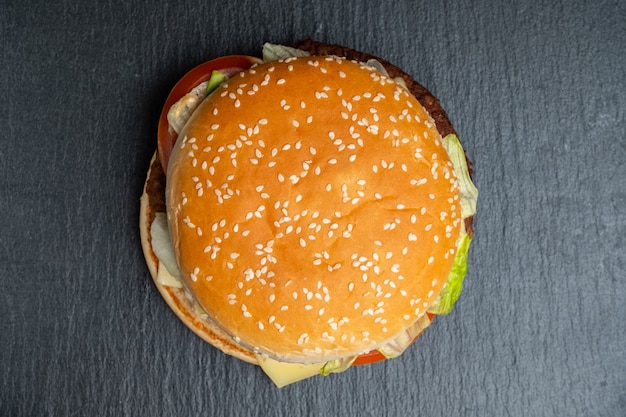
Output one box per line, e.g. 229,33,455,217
428,231,472,315
150,213,182,280
262,43,311,62
442,134,478,219
206,70,228,96
377,312,432,359
261,43,392,79
320,356,358,376
419,134,476,315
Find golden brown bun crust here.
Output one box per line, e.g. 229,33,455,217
140,153,257,364
291,39,456,137
166,56,462,362
293,39,474,237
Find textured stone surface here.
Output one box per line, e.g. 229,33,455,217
1,0,625,415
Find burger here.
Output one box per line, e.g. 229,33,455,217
140,39,478,387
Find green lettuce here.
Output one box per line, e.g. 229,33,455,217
206,70,228,96
442,134,478,219
150,213,182,280
377,313,432,359
262,43,311,62
261,43,392,78
320,356,358,376
425,133,478,315
428,231,472,315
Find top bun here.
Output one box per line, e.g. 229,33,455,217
166,56,462,363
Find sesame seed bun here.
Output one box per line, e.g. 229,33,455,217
163,55,463,363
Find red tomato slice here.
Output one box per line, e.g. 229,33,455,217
157,55,263,172
353,313,435,366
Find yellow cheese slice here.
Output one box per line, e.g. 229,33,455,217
256,355,325,388
156,261,183,288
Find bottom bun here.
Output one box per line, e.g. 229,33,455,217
140,152,257,364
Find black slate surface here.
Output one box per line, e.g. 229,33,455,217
2,0,625,416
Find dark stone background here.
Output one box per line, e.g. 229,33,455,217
2,0,624,415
